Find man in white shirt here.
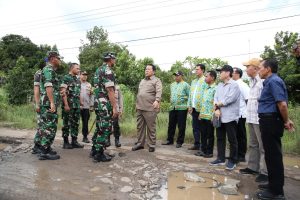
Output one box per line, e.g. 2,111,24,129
232,67,250,162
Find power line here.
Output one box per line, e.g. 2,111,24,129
24,0,263,40
0,0,149,28
108,3,300,34
57,14,300,51
2,0,200,32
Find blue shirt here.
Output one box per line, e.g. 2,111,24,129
258,74,288,114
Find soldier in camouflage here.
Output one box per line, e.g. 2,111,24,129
33,51,62,160
60,63,84,149
91,52,118,162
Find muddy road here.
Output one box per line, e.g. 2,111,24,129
0,128,299,200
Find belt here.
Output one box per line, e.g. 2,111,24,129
258,113,280,118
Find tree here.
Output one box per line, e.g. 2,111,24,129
0,34,42,73
5,56,34,104
261,31,300,103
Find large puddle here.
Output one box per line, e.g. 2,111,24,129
160,172,248,200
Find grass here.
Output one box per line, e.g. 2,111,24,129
0,87,299,154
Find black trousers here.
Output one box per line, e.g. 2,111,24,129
80,109,90,137
191,109,201,147
237,117,247,159
113,117,121,138
216,121,238,163
259,114,284,195
167,109,188,144
199,119,214,154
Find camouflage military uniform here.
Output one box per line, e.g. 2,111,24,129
34,64,60,149
61,74,81,138
92,63,115,153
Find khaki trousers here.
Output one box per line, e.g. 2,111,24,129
136,109,157,148
247,123,268,175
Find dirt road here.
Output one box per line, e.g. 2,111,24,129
0,128,299,200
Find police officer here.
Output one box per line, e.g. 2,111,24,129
91,52,118,162
34,51,62,160
60,63,83,149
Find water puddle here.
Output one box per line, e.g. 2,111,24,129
159,172,248,200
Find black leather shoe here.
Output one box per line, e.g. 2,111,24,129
256,189,285,200
194,151,205,157
115,138,121,148
162,141,173,145
188,146,199,150
239,167,259,175
203,153,213,158
149,147,155,152
256,174,268,183
176,144,182,148
132,145,144,151
258,184,269,191
82,137,90,143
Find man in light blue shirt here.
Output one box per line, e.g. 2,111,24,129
210,65,240,171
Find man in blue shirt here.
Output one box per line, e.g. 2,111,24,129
256,59,294,200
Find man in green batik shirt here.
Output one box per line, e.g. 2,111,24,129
187,64,206,150
33,51,62,160
162,71,190,148
195,70,217,158
91,52,118,162
60,63,84,149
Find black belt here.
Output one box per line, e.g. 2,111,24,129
258,113,280,118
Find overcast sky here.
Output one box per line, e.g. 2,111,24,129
0,0,299,71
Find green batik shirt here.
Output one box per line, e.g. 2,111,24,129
40,64,60,108
93,63,115,111
199,83,216,120
187,76,206,112
169,81,190,110
60,74,81,109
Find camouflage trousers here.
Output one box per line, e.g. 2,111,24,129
92,108,113,152
62,108,80,138
34,107,58,149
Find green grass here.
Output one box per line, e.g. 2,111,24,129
0,87,299,154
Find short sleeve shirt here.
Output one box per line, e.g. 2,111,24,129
258,74,288,114
60,74,81,109
93,63,115,110
40,64,60,107
34,69,42,86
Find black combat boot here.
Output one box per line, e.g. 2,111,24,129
105,136,111,147
63,137,73,149
90,146,96,158
39,147,60,160
82,136,90,143
115,137,121,148
32,144,42,154
71,137,84,148
93,149,112,162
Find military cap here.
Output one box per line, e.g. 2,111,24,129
103,52,116,59
173,71,184,76
47,51,63,59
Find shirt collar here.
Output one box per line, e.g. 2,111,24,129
145,75,155,80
